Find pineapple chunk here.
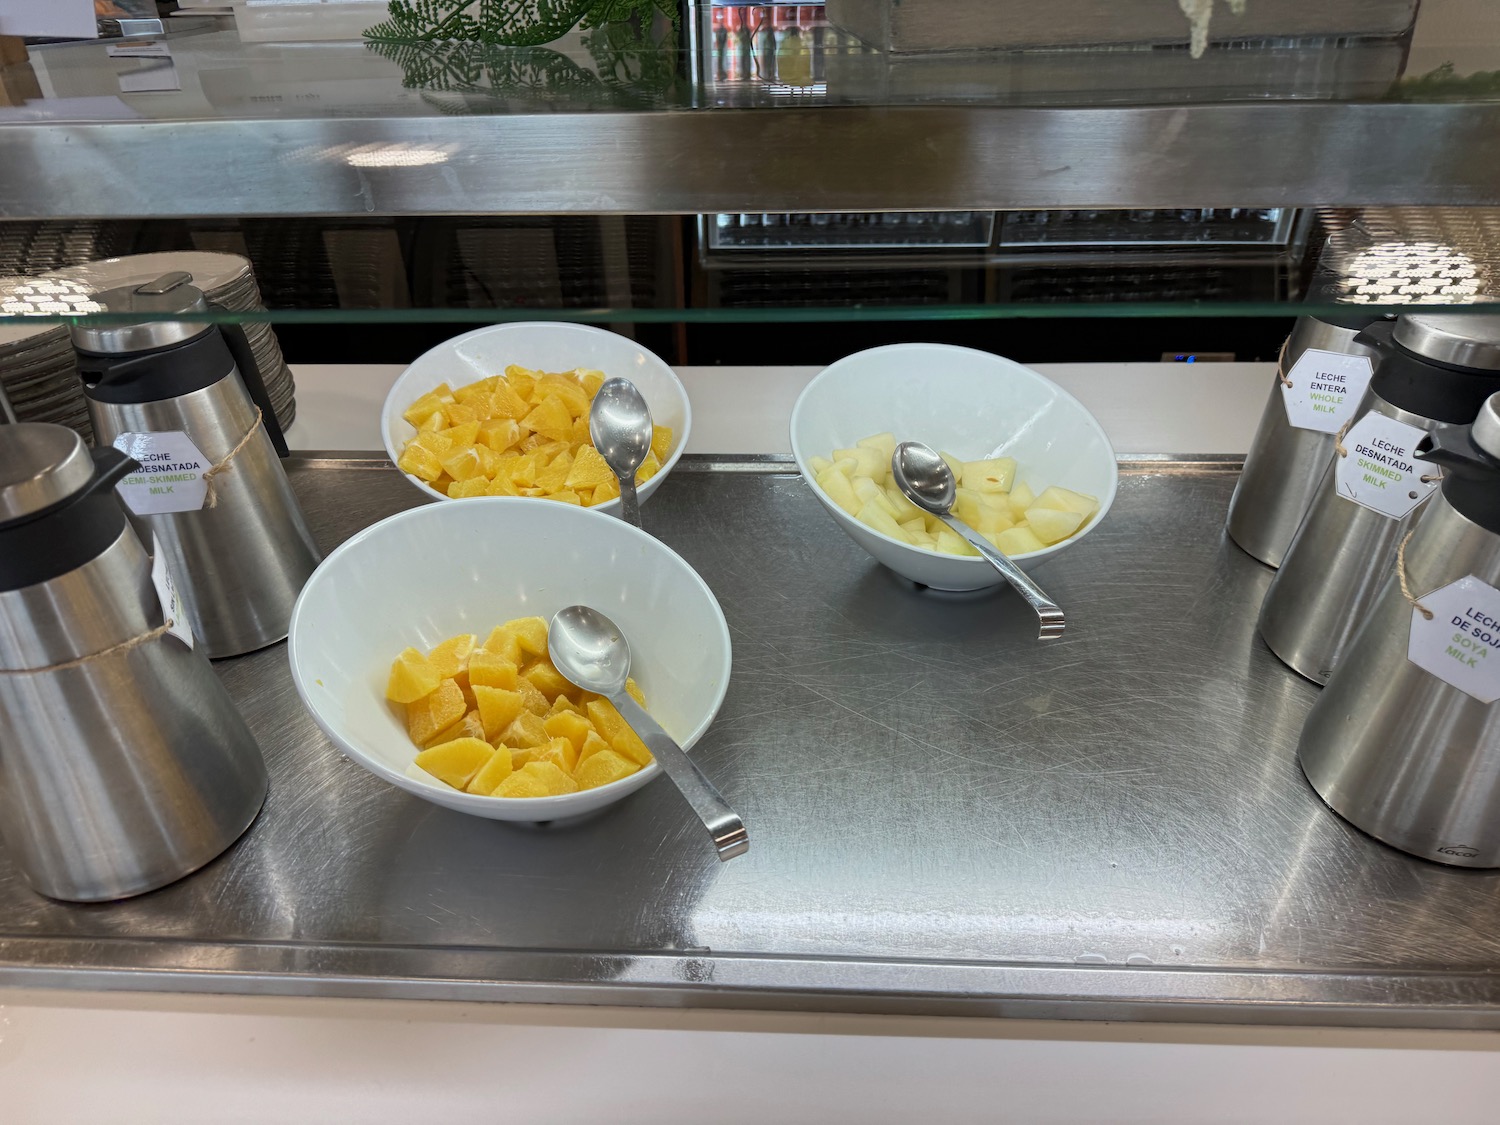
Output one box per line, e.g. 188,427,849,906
405,679,466,745
414,737,494,789
1032,485,1100,518
534,451,573,493
409,428,452,457
402,386,452,427
397,444,443,483
477,418,521,453
565,445,615,492
961,457,1016,494
474,685,526,741
504,366,537,401
465,747,515,794
934,527,979,556
492,771,550,799
575,729,613,769
852,476,899,517
447,477,488,499
521,394,574,443
536,373,590,417
574,748,640,791
808,455,833,475
1026,506,1085,545
585,699,654,767
515,676,551,716
468,650,518,690
427,634,477,679
816,467,861,516
532,735,579,775
856,500,910,543
883,484,926,522
386,647,441,704
650,425,674,465
500,711,548,750
481,625,523,666
504,616,550,657
993,526,1046,556
543,710,595,755
590,473,621,505
519,760,579,796
439,445,485,483
523,657,575,702
939,451,964,482
440,421,480,449
856,432,897,470
1008,481,1036,519
832,446,884,482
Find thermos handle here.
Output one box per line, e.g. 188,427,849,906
86,445,140,497
213,306,289,459
1353,319,1396,354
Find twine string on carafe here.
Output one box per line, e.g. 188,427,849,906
1275,336,1292,388
200,406,262,509
1396,531,1434,622
0,621,175,675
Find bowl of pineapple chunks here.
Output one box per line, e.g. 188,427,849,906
790,343,1118,592
381,322,690,514
287,496,732,822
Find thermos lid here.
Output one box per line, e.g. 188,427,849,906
1392,313,1500,371
69,272,213,355
0,423,94,524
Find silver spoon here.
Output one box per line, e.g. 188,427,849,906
548,605,749,861
589,377,652,529
890,441,1066,641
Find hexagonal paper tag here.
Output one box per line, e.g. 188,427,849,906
112,430,210,515
1407,576,1500,704
1333,412,1438,520
1280,348,1374,433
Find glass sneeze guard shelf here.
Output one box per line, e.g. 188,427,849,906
3,5,1500,218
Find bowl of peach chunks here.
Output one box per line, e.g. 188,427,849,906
381,322,690,512
388,616,656,802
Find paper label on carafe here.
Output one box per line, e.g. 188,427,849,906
150,534,194,649
112,431,210,515
1407,576,1500,703
1280,349,1374,434
1333,413,1438,520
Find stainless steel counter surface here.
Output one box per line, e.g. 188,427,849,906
3,454,1500,1028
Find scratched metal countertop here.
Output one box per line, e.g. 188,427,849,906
3,454,1499,1028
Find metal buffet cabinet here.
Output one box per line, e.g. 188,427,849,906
5,6,1500,1047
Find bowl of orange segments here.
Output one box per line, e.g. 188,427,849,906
287,496,732,822
381,322,690,513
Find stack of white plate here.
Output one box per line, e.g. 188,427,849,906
0,277,97,440
48,251,297,429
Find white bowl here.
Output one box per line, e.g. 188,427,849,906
380,322,691,515
789,343,1118,592
287,498,732,822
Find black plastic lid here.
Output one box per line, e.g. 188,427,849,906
0,439,139,593
78,325,237,405
1417,394,1500,536
1357,320,1500,424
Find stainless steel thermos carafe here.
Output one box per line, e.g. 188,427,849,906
1225,312,1383,568
0,423,267,900
72,272,320,659
1299,392,1500,867
1259,313,1500,684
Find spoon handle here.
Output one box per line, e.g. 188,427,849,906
617,473,642,529
611,692,749,861
942,515,1066,641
